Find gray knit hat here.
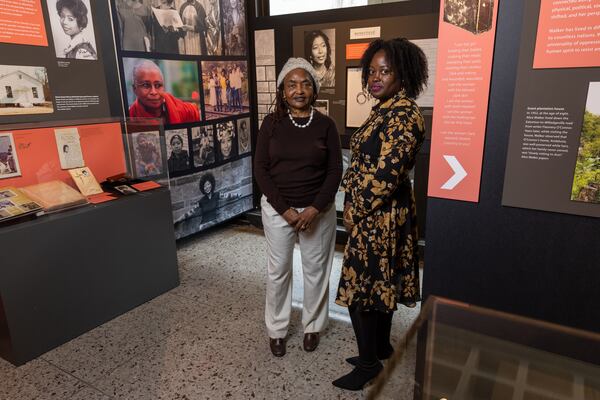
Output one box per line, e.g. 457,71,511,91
276,57,321,94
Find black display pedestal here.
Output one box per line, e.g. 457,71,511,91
0,188,179,366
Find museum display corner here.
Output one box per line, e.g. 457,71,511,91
0,118,179,365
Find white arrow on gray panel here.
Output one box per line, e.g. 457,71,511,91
441,155,467,190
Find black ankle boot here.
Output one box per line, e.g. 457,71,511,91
346,342,395,366
332,362,383,391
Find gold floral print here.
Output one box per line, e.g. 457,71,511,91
335,92,424,312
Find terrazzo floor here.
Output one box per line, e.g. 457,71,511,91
0,221,421,400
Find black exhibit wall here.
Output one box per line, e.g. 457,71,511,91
247,0,440,236
423,0,600,333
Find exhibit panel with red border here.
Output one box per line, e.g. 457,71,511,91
427,0,499,202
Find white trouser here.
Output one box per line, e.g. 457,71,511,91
261,196,337,339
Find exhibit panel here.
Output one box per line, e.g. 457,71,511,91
423,0,600,334
502,0,600,217
427,0,500,203
292,13,438,140
0,0,122,125
110,0,255,239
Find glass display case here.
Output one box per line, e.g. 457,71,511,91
0,117,167,225
369,297,600,400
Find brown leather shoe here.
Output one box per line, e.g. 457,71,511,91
303,332,319,352
270,338,286,357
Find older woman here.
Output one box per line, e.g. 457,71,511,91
304,30,335,88
254,58,342,357
56,0,97,59
333,38,428,390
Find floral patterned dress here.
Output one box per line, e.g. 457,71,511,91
335,91,424,312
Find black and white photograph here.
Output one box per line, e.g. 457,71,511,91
216,121,237,161
115,184,138,195
221,0,246,55
0,133,21,179
130,130,165,178
201,61,249,120
0,189,16,199
166,128,190,173
191,125,215,167
314,99,329,116
123,57,201,124
0,66,53,116
47,0,98,60
304,28,335,88
20,201,42,211
236,117,251,155
116,0,220,55
346,66,377,128
443,0,494,34
171,156,253,238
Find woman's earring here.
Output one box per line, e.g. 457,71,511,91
356,88,370,105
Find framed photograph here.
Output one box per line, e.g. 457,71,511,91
191,125,215,168
115,0,220,56
123,57,201,125
171,156,253,239
216,121,237,162
129,130,164,178
221,0,247,56
166,128,190,173
346,67,377,128
571,81,600,204
314,99,329,116
304,28,335,88
201,61,249,120
237,117,251,155
0,65,53,116
0,133,21,179
47,0,98,60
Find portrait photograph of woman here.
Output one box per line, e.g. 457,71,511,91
304,28,335,88
47,0,98,60
191,125,215,167
166,128,190,173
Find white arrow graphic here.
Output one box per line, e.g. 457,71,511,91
441,155,467,190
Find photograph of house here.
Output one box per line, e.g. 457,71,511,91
0,65,54,116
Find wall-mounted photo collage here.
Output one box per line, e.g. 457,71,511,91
163,116,251,178
111,0,253,238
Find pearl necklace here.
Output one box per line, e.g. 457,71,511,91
288,107,314,128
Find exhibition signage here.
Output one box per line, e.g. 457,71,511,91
533,0,600,69
427,0,499,202
502,0,600,217
0,0,48,47
346,43,370,60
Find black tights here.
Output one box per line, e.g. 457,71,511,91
349,305,394,367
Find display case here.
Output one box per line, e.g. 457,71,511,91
369,297,600,400
0,118,179,366
0,117,168,225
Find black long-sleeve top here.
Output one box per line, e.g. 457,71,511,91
254,111,343,215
